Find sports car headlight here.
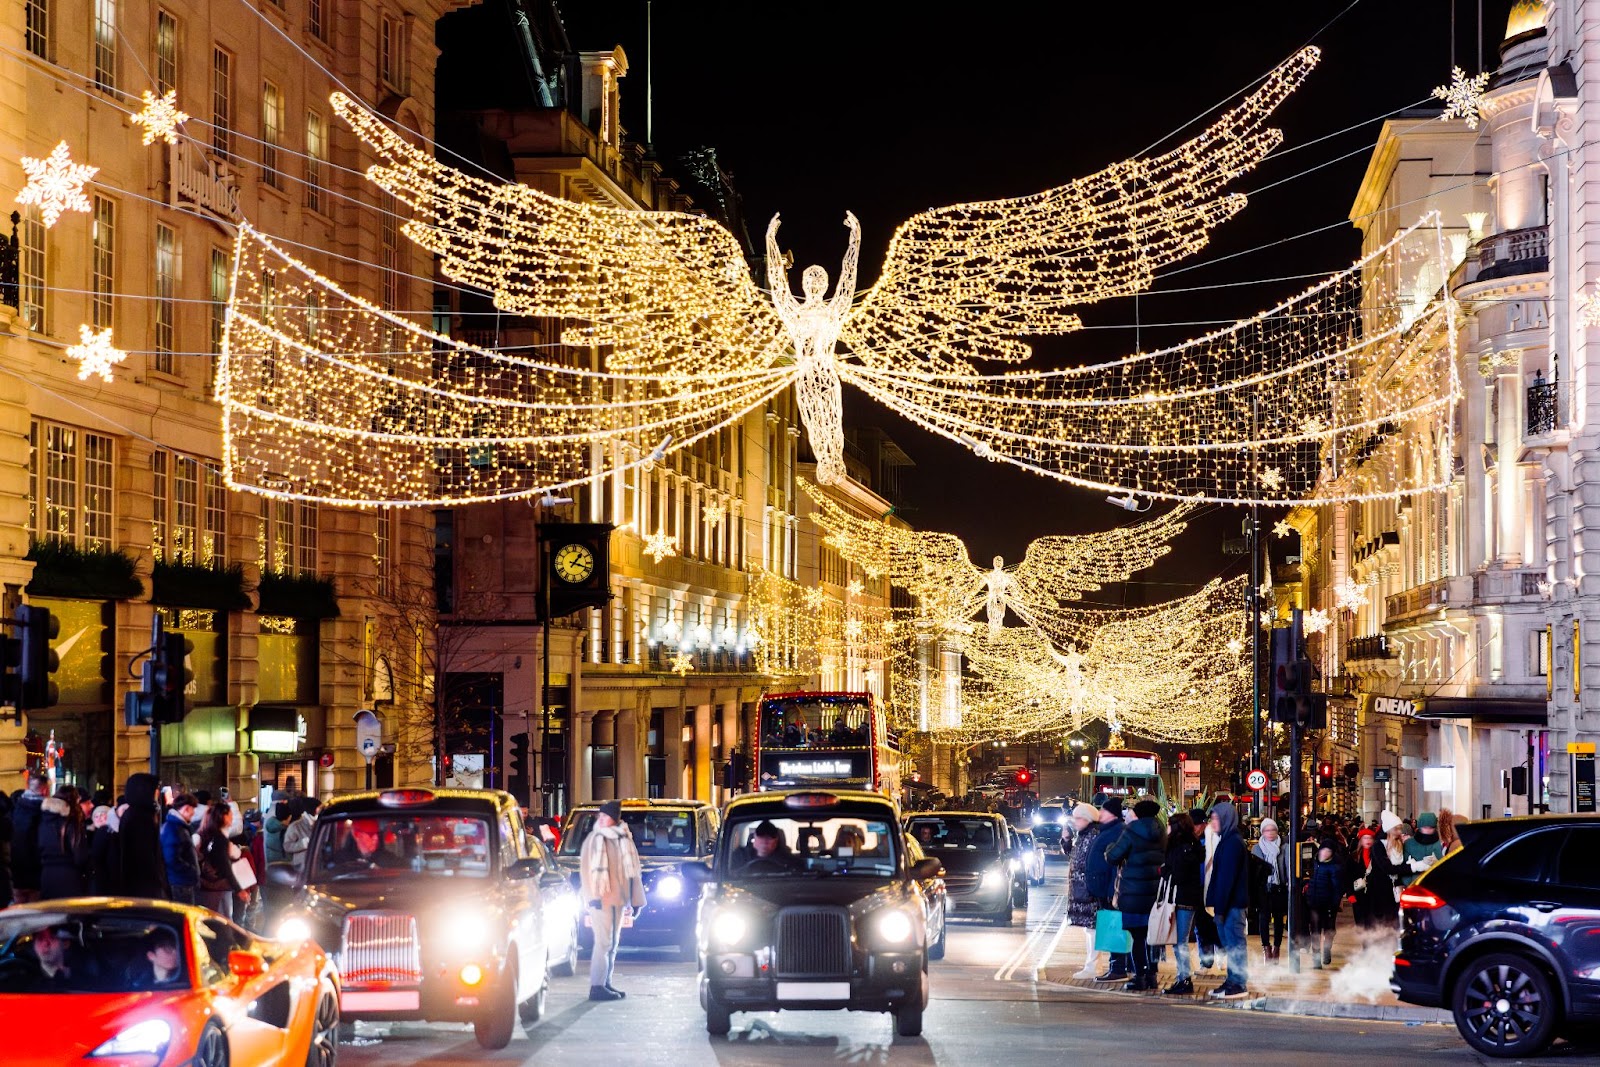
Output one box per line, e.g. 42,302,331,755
711,910,747,947
655,873,684,901
981,867,1008,891
876,909,914,943
442,909,491,948
276,917,312,943
90,1019,171,1057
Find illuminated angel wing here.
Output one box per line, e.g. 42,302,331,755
331,94,786,379
1010,502,1199,613
838,48,1319,373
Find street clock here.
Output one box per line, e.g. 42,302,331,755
538,522,613,619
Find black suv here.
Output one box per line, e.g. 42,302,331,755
557,799,718,959
690,789,942,1038
1392,814,1600,1057
269,788,564,1049
904,812,1027,925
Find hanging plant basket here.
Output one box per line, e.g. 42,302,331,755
150,559,250,611
25,540,143,601
257,570,341,619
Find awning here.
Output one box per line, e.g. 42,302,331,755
1414,698,1547,726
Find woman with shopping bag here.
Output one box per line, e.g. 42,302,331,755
1105,799,1168,991
1158,811,1205,995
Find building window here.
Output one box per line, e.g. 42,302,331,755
433,509,454,613
91,196,114,330
308,0,327,41
29,420,114,548
379,13,407,94
261,81,282,189
211,47,232,159
155,10,177,95
152,449,226,564
379,193,399,308
260,499,317,576
20,206,45,333
375,509,392,596
154,223,177,372
26,0,49,59
208,247,227,355
1534,628,1551,677
305,110,326,213
92,0,116,93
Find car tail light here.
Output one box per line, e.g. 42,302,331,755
1398,886,1445,910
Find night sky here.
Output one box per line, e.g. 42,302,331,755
559,0,1517,603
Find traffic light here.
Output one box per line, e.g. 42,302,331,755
1317,761,1334,786
16,605,59,711
1344,761,1360,780
1015,768,1032,786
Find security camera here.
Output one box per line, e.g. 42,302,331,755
1105,492,1151,512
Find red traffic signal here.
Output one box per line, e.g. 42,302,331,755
1016,768,1031,785
1317,760,1334,782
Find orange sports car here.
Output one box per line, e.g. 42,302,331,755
0,898,339,1066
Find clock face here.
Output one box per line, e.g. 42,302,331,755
553,543,596,584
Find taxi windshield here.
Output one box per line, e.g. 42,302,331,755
906,816,1006,855
722,812,898,879
559,809,699,858
308,813,494,880
0,913,190,993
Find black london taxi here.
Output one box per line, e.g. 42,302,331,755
268,787,565,1049
687,789,942,1038
557,798,718,959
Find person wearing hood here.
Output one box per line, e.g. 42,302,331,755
11,771,48,904
1306,841,1348,968
580,800,645,1002
1348,825,1399,928
1401,812,1445,886
1065,801,1102,979
1084,796,1131,982
1250,818,1290,962
118,773,168,899
264,801,291,864
1106,798,1168,991
1204,801,1251,998
37,786,91,900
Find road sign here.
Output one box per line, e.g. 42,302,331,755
1246,768,1269,792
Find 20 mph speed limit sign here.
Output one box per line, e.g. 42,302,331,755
1246,769,1269,792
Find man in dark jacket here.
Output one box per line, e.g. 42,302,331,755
161,794,201,905
119,774,169,900
1204,800,1251,998
1084,797,1129,981
1105,798,1168,991
11,772,48,904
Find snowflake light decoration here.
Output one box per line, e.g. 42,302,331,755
846,579,864,597
1333,577,1369,612
1303,608,1332,635
1259,611,1277,628
16,141,98,228
643,530,678,563
1433,67,1490,129
701,501,725,529
1272,520,1294,539
1226,637,1244,655
1260,467,1284,491
67,325,126,382
803,587,828,611
1300,415,1326,437
669,652,694,676
130,90,189,146
843,618,864,643
1579,286,1600,330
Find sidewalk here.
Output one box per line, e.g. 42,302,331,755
1037,917,1452,1024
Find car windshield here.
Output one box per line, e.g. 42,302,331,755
723,812,899,879
558,809,700,858
906,816,1005,854
0,912,190,993
308,813,494,880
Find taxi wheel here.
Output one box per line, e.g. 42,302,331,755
991,906,1013,927
552,922,580,977
305,987,339,1067
518,973,547,1028
194,1021,230,1067
474,964,519,1050
894,965,928,1038
929,907,947,961
705,992,732,1036
1012,884,1029,910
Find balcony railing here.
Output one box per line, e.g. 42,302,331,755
1475,225,1549,282
1528,379,1562,437
1345,634,1396,661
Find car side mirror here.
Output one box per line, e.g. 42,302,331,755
539,870,569,891
507,858,541,881
912,857,942,880
681,861,714,885
265,862,300,888
228,950,267,979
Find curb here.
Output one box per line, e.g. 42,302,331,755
1037,977,1452,1025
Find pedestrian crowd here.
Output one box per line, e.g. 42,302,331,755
1063,794,1461,997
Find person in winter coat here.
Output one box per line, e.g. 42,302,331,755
88,805,121,896
1305,842,1348,968
1204,800,1251,998
264,801,290,864
579,800,646,1001
282,798,319,872
1348,825,1399,928
1106,799,1167,991
162,794,201,905
37,787,91,900
0,790,14,909
119,773,168,900
196,802,248,921
1065,802,1102,979
1401,811,1446,886
11,771,48,904
1084,796,1130,982
1250,818,1291,961
1161,811,1205,995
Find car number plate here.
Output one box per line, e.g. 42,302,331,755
776,982,850,1001
342,990,421,1012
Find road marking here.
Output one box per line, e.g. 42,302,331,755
992,894,1067,982
1031,894,1073,981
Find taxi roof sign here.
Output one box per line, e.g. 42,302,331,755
783,792,841,809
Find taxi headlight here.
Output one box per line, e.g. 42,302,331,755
443,909,492,948
90,1019,171,1057
275,917,312,943
1031,812,1042,825
876,909,914,943
655,873,684,901
711,910,747,947
980,867,1008,891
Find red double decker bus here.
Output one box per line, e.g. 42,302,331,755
752,691,901,799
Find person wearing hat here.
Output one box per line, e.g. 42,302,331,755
1085,796,1130,982
1305,840,1348,968
580,800,645,1002
1249,818,1290,962
1401,811,1445,886
1105,798,1168,991
1348,824,1399,929
1203,800,1251,998
734,820,793,873
1065,801,1102,978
